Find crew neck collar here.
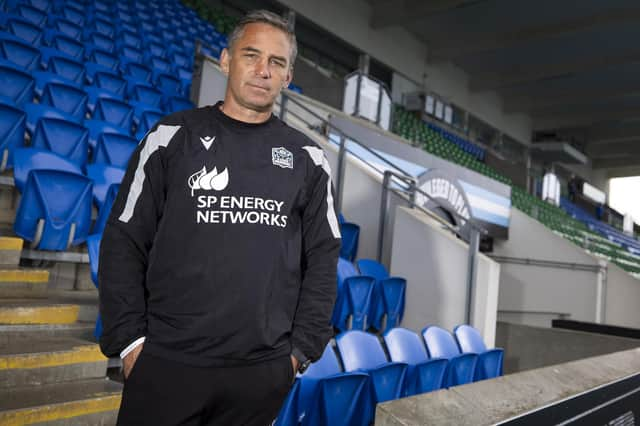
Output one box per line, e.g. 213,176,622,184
212,101,277,131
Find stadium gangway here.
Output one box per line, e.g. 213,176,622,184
279,91,487,324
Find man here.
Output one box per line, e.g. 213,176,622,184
99,10,341,425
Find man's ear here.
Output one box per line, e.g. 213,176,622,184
220,48,230,75
284,68,293,89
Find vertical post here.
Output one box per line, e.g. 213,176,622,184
377,171,392,263
465,227,480,325
595,260,608,324
408,178,417,208
335,133,347,213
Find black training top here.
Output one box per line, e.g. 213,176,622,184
98,101,341,366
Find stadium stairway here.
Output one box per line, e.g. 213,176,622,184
0,235,121,425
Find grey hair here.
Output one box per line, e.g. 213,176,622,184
227,10,298,67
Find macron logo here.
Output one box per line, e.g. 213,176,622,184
200,136,215,150
188,166,229,196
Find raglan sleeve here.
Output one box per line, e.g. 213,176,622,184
291,145,342,363
98,122,183,358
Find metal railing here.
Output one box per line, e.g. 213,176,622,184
279,91,487,324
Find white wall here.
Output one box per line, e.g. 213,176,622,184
279,0,533,143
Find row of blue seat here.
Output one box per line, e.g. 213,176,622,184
275,326,503,425
427,122,486,161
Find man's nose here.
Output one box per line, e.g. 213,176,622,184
255,58,270,78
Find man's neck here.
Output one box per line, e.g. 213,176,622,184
219,99,272,124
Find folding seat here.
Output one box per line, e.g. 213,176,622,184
275,344,371,426
115,10,134,24
156,73,181,96
39,80,87,120
85,85,123,114
0,31,40,70
120,45,144,63
121,59,151,84
117,30,142,50
336,330,407,411
84,17,115,40
12,147,83,193
32,69,77,97
30,115,88,166
150,56,172,78
93,0,113,14
164,96,192,114
24,102,80,136
145,41,166,61
119,22,137,35
339,220,359,261
176,67,192,97
84,61,119,85
45,17,82,42
332,258,375,332
49,32,84,60
13,3,47,27
170,50,190,69
85,119,130,150
383,327,447,396
86,232,103,337
44,53,85,84
92,182,119,235
356,259,406,332
0,100,25,171
453,324,503,380
22,0,54,14
0,60,34,106
14,168,92,250
139,21,154,34
85,31,115,53
1,13,42,45
129,82,163,109
57,4,84,26
422,326,478,387
86,48,119,73
92,96,134,130
93,132,136,168
86,163,125,209
134,107,163,140
93,71,127,98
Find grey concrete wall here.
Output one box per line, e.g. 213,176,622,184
389,207,500,347
376,346,640,426
493,208,602,327
496,321,640,374
604,263,640,329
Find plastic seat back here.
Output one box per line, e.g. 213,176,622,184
454,324,503,379
384,327,428,365
93,97,133,130
39,81,87,120
336,330,387,371
92,183,119,235
339,222,359,261
0,31,40,70
46,54,85,84
0,61,34,106
86,163,125,209
0,100,26,171
93,71,127,97
93,132,137,168
30,117,88,166
14,169,93,250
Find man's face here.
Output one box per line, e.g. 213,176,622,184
220,22,293,112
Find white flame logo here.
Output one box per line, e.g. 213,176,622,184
188,166,229,196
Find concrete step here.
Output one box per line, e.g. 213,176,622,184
0,269,49,298
0,378,121,426
0,237,23,268
0,322,96,347
47,289,99,323
0,301,79,325
0,337,108,388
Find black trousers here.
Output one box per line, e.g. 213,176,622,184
117,350,294,426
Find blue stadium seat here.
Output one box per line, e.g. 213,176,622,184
93,71,126,98
145,42,166,61
86,163,125,209
357,259,406,332
0,60,34,106
83,17,115,39
93,132,136,168
44,54,85,84
277,344,371,426
49,33,84,60
86,48,119,72
121,59,151,83
93,96,133,130
85,31,115,53
151,59,173,81
32,69,77,98
0,100,25,171
86,232,103,337
453,324,503,380
176,66,192,96
383,328,447,396
84,85,123,114
30,116,88,166
120,46,144,63
24,101,80,136
129,83,163,109
22,0,55,14
134,107,163,140
13,3,47,26
117,30,142,50
13,147,83,193
14,169,92,250
44,18,82,43
92,182,118,235
0,13,42,45
0,31,40,70
332,258,375,332
58,5,84,26
39,81,87,121
339,221,360,261
84,119,129,150
165,96,193,114
336,330,407,409
422,326,478,387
